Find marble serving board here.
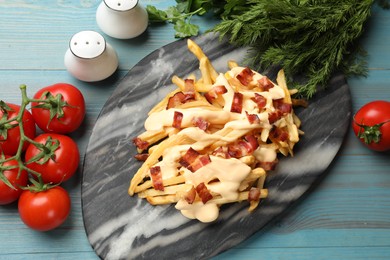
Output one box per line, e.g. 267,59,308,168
81,33,351,260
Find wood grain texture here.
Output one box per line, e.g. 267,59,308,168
0,1,389,260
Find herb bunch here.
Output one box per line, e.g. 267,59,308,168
147,0,389,99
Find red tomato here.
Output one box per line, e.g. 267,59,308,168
0,156,28,205
0,103,36,155
18,186,71,231
25,133,80,184
352,100,390,152
31,83,85,134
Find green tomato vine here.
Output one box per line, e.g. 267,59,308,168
0,84,67,190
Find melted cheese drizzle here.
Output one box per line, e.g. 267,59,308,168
144,67,286,222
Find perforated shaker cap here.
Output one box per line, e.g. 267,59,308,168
69,31,106,59
103,0,138,11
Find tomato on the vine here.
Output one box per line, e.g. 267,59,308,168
31,83,85,134
352,100,390,152
0,156,28,205
0,103,36,155
25,133,80,184
18,186,71,231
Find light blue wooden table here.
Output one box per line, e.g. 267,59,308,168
0,1,389,259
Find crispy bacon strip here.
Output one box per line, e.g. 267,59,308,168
184,79,196,95
248,187,261,202
258,76,274,91
236,67,254,86
192,117,210,131
172,111,183,129
179,147,211,172
245,111,260,125
273,99,292,114
270,127,289,142
133,137,149,150
268,99,293,124
150,166,164,191
251,93,266,109
134,153,149,161
204,85,227,103
257,159,278,171
196,182,213,204
231,92,243,113
184,186,196,204
227,135,259,158
166,91,195,109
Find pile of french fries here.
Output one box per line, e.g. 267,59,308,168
128,39,302,221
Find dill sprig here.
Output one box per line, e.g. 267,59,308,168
147,0,389,98
212,0,375,98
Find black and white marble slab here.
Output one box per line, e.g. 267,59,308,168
81,33,351,260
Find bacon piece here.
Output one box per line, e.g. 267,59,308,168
268,99,293,124
270,127,289,142
244,135,259,151
166,91,195,109
251,93,267,109
172,111,183,129
192,117,210,131
236,67,254,86
245,111,260,125
258,76,274,91
196,182,213,204
189,154,211,172
257,159,278,171
134,153,149,161
179,147,211,172
212,146,230,159
268,111,283,124
150,166,164,191
184,186,196,204
184,79,196,94
179,147,199,168
227,135,259,158
248,187,261,202
133,137,149,150
231,92,243,113
204,85,227,103
273,99,292,114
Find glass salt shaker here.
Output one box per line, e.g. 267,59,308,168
64,30,118,82
96,0,148,39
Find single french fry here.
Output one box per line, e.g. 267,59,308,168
276,69,292,104
228,60,239,69
134,175,186,193
210,189,268,205
138,183,192,198
146,194,178,205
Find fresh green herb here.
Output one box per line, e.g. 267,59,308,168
147,0,389,98
146,1,225,38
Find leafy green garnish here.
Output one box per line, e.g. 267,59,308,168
147,0,390,99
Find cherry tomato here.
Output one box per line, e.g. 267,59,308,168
25,133,80,184
18,186,71,231
0,103,36,155
352,100,390,152
0,156,28,205
31,83,85,134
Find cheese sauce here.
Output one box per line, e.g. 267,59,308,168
143,67,289,222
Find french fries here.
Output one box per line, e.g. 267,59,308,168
129,39,302,222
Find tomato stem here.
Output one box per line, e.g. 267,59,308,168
354,116,390,144
0,84,55,189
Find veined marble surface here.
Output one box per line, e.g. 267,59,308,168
81,33,351,260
